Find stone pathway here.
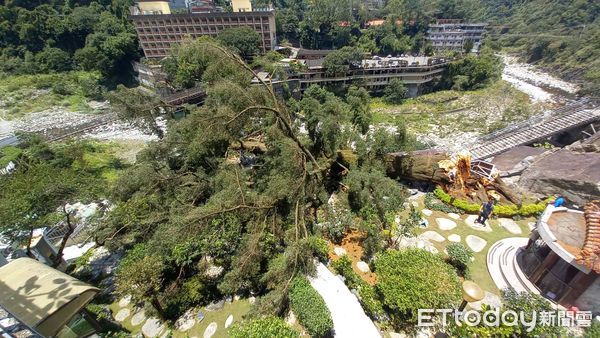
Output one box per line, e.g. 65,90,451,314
420,230,446,243
142,318,165,338
356,261,370,273
498,218,522,234
447,234,461,242
114,308,130,322
203,322,217,338
464,215,492,233
528,222,536,230
422,209,433,216
131,309,146,326
286,311,297,325
436,218,457,231
466,235,488,253
448,213,461,220
225,315,233,328
309,263,380,338
398,237,438,254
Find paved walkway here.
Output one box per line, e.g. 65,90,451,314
309,263,381,338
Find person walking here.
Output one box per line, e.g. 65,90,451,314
476,200,494,225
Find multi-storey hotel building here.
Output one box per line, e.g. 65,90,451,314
427,19,487,53
129,0,276,59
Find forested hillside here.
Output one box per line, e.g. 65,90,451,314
480,0,600,93
0,0,138,81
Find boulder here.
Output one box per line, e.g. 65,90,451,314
518,149,600,205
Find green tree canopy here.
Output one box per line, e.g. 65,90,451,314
217,26,261,59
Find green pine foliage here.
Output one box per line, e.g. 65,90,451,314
288,277,333,337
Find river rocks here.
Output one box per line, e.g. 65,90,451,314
466,235,488,253
225,315,234,328
422,209,433,216
448,234,461,242
175,309,196,332
518,149,600,206
334,247,347,256
356,261,370,273
420,231,446,243
114,308,130,322
465,215,492,232
142,318,164,338
498,218,522,234
436,218,457,231
203,322,217,338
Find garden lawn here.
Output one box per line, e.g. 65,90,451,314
108,299,252,337
408,195,534,294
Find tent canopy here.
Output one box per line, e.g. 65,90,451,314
0,258,99,336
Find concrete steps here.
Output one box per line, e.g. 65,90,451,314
486,237,540,295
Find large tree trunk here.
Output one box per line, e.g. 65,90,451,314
384,149,450,183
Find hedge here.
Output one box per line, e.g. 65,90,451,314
433,186,548,217
289,277,333,337
230,317,299,338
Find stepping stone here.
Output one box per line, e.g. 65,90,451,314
286,311,297,325
528,222,536,230
436,218,457,231
225,315,233,328
448,213,461,220
248,296,256,304
448,234,461,242
114,308,130,322
411,201,419,208
402,202,409,209
334,247,347,256
422,209,433,216
203,322,217,338
469,291,502,310
142,318,165,338
206,299,225,311
464,215,492,233
420,230,445,243
131,310,146,326
466,235,488,253
175,309,196,332
234,295,241,301
118,295,131,307
498,218,522,234
356,261,370,273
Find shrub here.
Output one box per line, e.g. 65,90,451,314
289,277,333,337
374,249,461,327
230,317,299,338
424,191,461,214
307,236,329,263
446,243,473,277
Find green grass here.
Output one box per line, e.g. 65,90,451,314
109,299,253,337
0,146,22,167
407,195,534,295
370,80,539,135
0,71,101,118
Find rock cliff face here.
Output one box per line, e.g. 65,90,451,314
518,149,600,205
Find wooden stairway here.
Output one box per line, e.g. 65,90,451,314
471,104,600,159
